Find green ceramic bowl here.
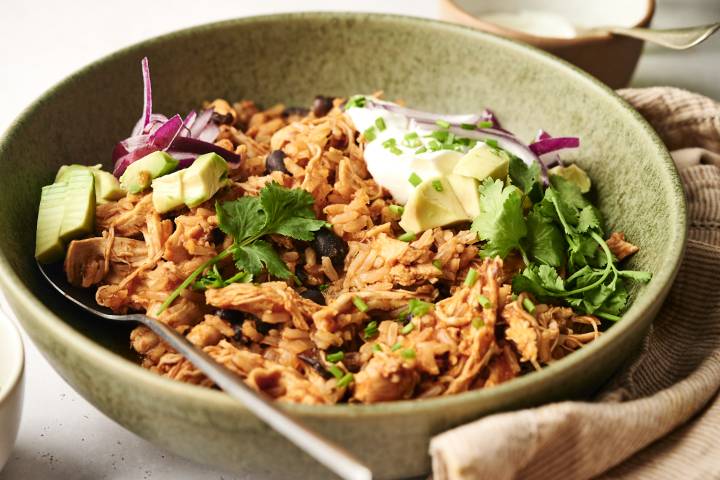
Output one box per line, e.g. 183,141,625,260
0,13,685,480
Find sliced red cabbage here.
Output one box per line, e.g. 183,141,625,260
111,59,238,177
529,136,579,156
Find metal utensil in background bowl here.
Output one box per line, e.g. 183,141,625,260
0,310,24,472
0,12,686,479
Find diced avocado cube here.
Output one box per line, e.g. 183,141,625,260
453,145,509,182
399,176,470,233
120,151,178,194
550,164,591,193
93,170,126,203
35,182,68,263
182,153,229,208
151,170,185,214
446,173,480,218
55,164,101,183
59,169,95,243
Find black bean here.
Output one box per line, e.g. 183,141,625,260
298,349,332,379
311,229,348,267
300,289,326,305
231,323,244,343
312,95,334,117
210,228,225,246
282,106,310,118
215,309,244,323
254,319,274,336
264,150,288,174
211,111,234,125
437,282,452,300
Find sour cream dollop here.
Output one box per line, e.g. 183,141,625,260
345,101,482,204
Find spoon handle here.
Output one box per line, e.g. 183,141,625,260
605,23,720,50
138,315,372,480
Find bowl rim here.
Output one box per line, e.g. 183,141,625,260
0,311,24,406
440,0,656,46
0,11,686,419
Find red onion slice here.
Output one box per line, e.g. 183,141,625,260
529,136,580,156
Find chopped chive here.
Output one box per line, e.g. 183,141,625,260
375,117,387,131
523,297,536,314
431,179,444,192
372,343,383,353
337,373,354,388
485,139,498,148
363,320,378,338
401,348,416,359
398,231,416,242
511,293,518,301
445,132,456,146
432,259,442,270
435,119,451,129
382,137,397,148
391,342,403,352
408,172,422,187
460,123,476,130
318,283,329,292
428,140,442,151
353,296,369,312
429,130,449,142
363,126,377,142
326,351,344,363
464,269,478,287
400,322,415,335
415,146,427,154
472,317,485,329
390,146,403,155
597,312,622,322
402,132,422,148
408,298,433,317
476,294,492,309
389,204,404,216
345,95,366,109
457,137,471,146
477,121,493,128
328,364,344,379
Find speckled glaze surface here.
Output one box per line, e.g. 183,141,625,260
0,13,685,480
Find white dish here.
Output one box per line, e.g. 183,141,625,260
0,312,23,471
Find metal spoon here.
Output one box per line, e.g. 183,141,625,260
37,261,372,480
584,23,720,50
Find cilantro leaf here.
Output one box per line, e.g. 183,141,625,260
549,174,589,211
577,205,602,233
472,178,527,259
618,270,653,282
259,182,327,240
526,209,565,267
234,240,291,279
508,156,542,202
216,196,264,242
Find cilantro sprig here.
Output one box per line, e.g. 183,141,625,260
157,183,326,315
471,154,651,320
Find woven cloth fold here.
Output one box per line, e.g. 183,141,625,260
430,87,720,480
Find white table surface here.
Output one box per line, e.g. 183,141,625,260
0,1,718,479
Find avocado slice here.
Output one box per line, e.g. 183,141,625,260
453,145,510,182
120,151,178,194
151,170,185,214
151,153,229,213
55,163,100,183
550,164,591,193
446,173,480,218
93,170,126,203
182,153,229,208
399,177,470,233
59,169,95,243
35,182,68,263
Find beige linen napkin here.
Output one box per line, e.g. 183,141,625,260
430,87,720,480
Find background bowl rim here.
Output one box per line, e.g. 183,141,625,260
0,11,686,418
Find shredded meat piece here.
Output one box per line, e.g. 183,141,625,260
607,231,640,260
354,354,419,403
65,234,147,287
96,194,154,237
205,282,320,331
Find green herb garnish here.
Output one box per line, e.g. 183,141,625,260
326,351,345,363
363,126,377,142
435,119,451,129
415,146,428,154
375,117,387,131
522,297,536,314
401,348,416,359
158,183,326,315
344,95,367,109
477,121,493,128
391,342,403,352
363,320,378,338
328,365,344,379
389,205,404,216
337,373,354,388
408,172,422,187
400,322,415,335
397,231,416,242
472,317,485,329
460,123,476,130
432,259,442,270
354,296,369,313
476,294,492,309
431,179,444,192
464,268,478,287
